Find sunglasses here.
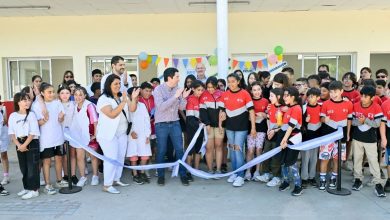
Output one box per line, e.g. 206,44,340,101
377,75,387,79
65,75,73,79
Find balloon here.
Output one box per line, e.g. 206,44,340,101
268,54,278,65
274,46,284,56
140,60,149,69
147,55,153,63
208,55,218,66
277,54,283,61
138,52,148,61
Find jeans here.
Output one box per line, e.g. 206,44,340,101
226,130,247,177
156,121,186,177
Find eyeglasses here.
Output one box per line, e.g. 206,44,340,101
293,83,304,87
377,75,387,79
65,75,73,79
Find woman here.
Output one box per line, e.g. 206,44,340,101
96,74,138,194
234,69,247,89
62,70,74,84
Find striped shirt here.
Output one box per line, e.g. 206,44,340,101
154,83,187,124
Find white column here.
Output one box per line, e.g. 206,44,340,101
217,0,228,80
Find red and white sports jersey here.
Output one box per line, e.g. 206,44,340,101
268,104,282,130
199,90,223,127
380,95,388,103
342,89,360,104
220,89,253,131
281,104,302,132
352,102,383,143
320,99,353,135
253,97,269,132
382,99,390,128
186,95,201,119
303,103,322,131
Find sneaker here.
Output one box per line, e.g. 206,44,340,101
86,156,91,163
0,187,9,196
140,173,150,184
221,164,228,173
352,179,363,191
44,185,57,195
157,177,165,186
113,181,130,187
309,178,317,187
252,171,260,181
17,189,30,197
180,176,189,186
186,173,194,182
256,173,271,183
291,185,303,196
267,177,281,187
384,179,390,192
319,180,326,191
103,186,120,194
55,180,68,188
214,171,222,180
1,176,10,185
40,176,45,186
21,190,39,200
71,175,79,185
329,178,336,189
244,171,252,181
227,174,237,183
91,175,99,186
76,176,88,187
301,179,309,189
279,181,290,191
232,176,245,187
133,175,145,185
375,184,386,197
154,170,158,177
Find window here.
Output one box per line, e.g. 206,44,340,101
370,53,390,77
284,53,355,80
87,56,157,87
5,57,73,99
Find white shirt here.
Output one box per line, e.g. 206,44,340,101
62,101,75,128
86,83,94,97
32,100,65,151
100,72,130,94
8,112,40,139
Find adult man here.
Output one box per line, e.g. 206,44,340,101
101,56,130,93
154,67,191,186
195,63,207,83
86,69,103,97
318,64,330,73
376,69,388,82
282,67,294,85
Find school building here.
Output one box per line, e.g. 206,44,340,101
1,0,390,100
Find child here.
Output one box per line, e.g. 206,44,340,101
279,87,303,196
246,72,259,92
351,86,386,197
200,77,224,175
32,82,66,195
245,82,269,181
360,79,382,105
272,72,290,89
258,71,271,100
294,78,308,103
301,88,321,188
185,80,205,182
376,80,388,103
58,85,78,185
318,81,353,190
127,86,152,184
380,98,390,193
0,96,10,185
342,72,360,104
256,88,284,187
307,75,321,89
9,92,40,199
70,87,100,187
0,108,9,196
89,82,101,105
319,82,330,104
220,73,256,187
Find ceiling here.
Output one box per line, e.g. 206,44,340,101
0,0,390,17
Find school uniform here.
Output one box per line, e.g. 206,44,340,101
199,90,224,139
186,95,204,154
247,97,269,149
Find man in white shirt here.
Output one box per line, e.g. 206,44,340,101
101,56,130,93
87,69,103,97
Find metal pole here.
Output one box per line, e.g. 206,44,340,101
59,141,82,194
327,140,351,196
217,0,228,80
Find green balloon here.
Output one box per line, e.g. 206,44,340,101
274,46,284,56
209,55,218,66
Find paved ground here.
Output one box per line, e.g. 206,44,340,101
0,149,389,220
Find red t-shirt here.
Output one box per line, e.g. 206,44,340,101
281,104,302,134
304,103,321,131
381,99,390,140
186,95,200,119
268,104,282,130
380,95,388,103
252,97,269,132
320,99,353,136
352,102,383,143
220,89,253,131
342,89,360,104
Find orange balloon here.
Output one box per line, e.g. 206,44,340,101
140,60,149,70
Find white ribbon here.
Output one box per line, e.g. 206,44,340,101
64,127,343,179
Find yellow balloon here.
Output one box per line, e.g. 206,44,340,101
277,54,283,61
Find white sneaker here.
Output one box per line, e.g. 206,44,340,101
232,176,245,187
113,181,130,187
55,180,68,188
45,185,57,195
256,173,272,183
266,177,281,187
227,174,237,183
86,157,91,163
17,189,29,197
21,190,39,200
91,175,99,186
1,176,10,185
252,171,261,181
40,176,46,186
244,171,252,181
76,176,87,187
104,186,120,194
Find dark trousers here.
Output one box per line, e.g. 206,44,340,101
17,139,40,190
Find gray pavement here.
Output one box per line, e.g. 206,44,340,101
0,149,389,220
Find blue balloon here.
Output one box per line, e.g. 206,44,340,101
138,52,148,61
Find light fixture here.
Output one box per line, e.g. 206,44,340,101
189,1,250,6
0,6,51,10
321,4,336,7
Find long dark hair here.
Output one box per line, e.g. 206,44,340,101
184,74,196,90
103,74,121,98
62,70,74,84
13,92,31,123
74,86,90,101
270,88,285,106
285,86,302,106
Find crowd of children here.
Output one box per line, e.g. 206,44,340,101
0,60,389,199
